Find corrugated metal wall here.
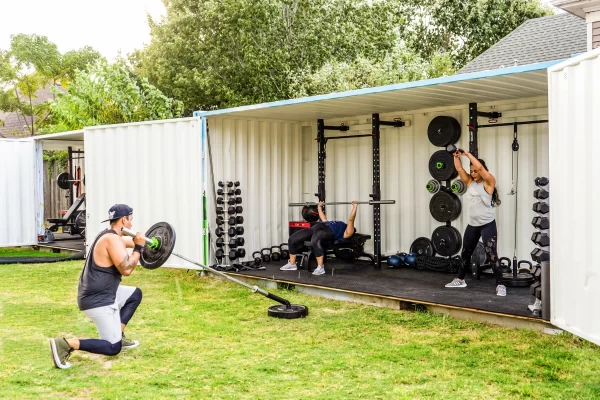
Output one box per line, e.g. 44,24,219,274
206,97,549,265
206,117,304,261
549,49,600,346
305,97,549,260
84,118,204,268
0,139,37,246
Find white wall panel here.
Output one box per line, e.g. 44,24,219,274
84,118,204,269
548,49,600,345
206,117,303,262
303,97,549,261
0,139,38,246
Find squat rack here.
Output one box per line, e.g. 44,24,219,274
314,115,405,269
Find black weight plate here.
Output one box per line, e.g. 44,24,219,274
471,241,486,266
56,172,72,190
431,226,462,257
268,304,309,319
140,222,176,269
302,205,320,223
429,150,458,181
429,191,461,222
502,272,534,287
428,116,461,147
73,210,86,238
410,237,435,256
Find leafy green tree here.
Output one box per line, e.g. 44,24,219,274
47,60,184,131
131,0,405,113
0,34,102,136
402,0,553,69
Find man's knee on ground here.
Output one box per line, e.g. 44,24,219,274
106,340,123,356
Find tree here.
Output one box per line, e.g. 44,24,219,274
402,0,553,69
47,60,184,131
131,0,406,113
0,34,102,136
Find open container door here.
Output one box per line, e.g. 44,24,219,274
0,139,40,247
548,48,600,345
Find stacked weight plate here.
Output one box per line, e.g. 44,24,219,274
423,116,463,257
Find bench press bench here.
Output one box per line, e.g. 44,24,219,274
298,232,374,271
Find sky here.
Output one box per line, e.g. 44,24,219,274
0,0,166,61
0,0,561,62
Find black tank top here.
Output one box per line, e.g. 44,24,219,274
77,229,122,311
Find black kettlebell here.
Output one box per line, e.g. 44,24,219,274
253,251,262,266
271,246,281,262
261,248,271,262
280,243,289,259
518,260,533,273
499,257,511,274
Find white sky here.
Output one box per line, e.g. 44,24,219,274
0,0,560,62
0,0,166,61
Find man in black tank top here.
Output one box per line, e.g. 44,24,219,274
48,204,147,369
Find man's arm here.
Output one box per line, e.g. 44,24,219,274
343,201,358,239
122,236,135,248
317,202,327,222
106,234,145,276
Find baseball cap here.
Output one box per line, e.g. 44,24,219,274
101,204,133,223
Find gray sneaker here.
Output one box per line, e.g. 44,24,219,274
280,262,297,271
312,266,325,276
122,333,140,349
496,285,507,297
48,337,73,369
445,278,467,288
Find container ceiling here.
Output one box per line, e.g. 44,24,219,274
195,60,561,122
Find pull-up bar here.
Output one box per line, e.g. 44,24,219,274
289,200,396,207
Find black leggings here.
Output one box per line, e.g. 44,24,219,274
288,223,335,257
458,220,503,284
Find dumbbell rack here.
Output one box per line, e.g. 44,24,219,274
215,181,245,271
529,177,550,318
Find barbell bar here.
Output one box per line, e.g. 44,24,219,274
120,225,294,308
289,200,395,207
56,172,85,190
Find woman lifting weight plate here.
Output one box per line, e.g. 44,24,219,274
444,149,506,296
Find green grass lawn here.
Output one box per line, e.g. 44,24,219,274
0,247,69,258
0,260,598,399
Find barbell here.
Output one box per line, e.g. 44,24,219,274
120,222,307,319
289,200,395,207
56,172,85,190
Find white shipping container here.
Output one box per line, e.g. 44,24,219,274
548,48,600,346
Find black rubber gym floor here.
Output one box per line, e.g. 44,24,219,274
233,259,538,319
38,233,85,252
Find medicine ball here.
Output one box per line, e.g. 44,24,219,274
405,253,417,266
387,255,402,269
397,252,408,265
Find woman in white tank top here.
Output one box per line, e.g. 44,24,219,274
444,149,506,297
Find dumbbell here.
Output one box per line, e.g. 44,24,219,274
236,206,243,213
236,237,245,247
216,227,225,237
271,246,281,261
531,232,550,247
216,216,224,225
236,227,244,235
234,188,242,196
261,248,271,262
446,144,464,153
533,188,549,200
535,177,549,187
227,188,235,196
217,188,224,196
215,248,224,260
236,248,246,258
236,216,244,224
218,181,233,188
227,206,236,215
532,202,549,214
228,216,237,225
234,181,240,187
228,249,237,260
216,207,224,215
229,239,238,248
531,248,549,263
227,198,236,205
228,227,237,236
531,216,549,230
216,237,225,247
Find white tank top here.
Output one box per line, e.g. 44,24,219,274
466,180,495,226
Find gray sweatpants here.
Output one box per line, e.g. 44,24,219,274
82,285,136,344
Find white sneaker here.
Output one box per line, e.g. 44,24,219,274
496,285,507,297
312,266,325,276
280,262,297,271
445,278,467,288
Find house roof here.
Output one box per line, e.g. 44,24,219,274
457,13,587,74
0,83,64,138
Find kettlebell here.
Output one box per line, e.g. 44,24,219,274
518,260,533,273
271,246,281,262
499,257,511,274
261,248,271,262
252,251,262,266
280,243,289,259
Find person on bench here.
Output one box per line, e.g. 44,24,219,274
280,201,358,275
